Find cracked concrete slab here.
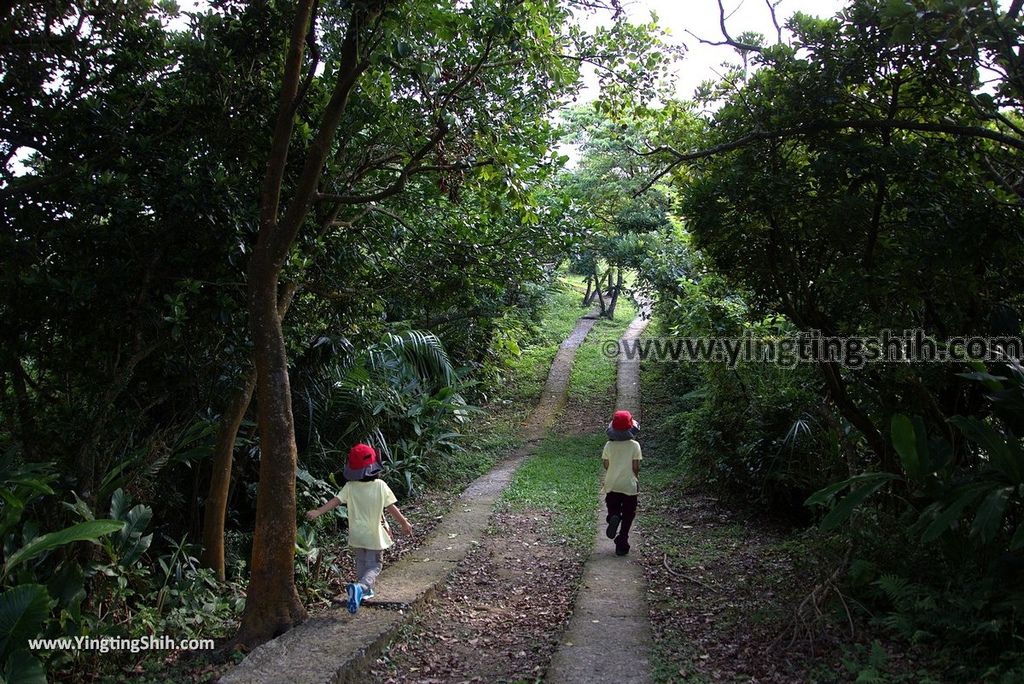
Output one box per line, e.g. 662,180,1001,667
546,311,653,684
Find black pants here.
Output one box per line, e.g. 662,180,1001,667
605,492,638,542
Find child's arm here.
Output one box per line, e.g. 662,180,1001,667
632,460,641,477
305,497,341,521
386,503,414,536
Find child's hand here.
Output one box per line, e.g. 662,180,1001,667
305,510,318,521
401,521,413,536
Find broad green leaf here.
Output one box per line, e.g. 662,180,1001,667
0,491,26,541
819,474,899,532
118,532,153,567
2,520,124,578
110,488,129,521
951,416,1022,484
120,504,153,542
971,486,1013,542
891,414,920,480
922,484,990,542
805,472,899,507
0,585,49,658
956,371,1006,392
60,491,95,522
1,649,47,684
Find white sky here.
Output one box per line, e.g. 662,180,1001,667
579,0,850,101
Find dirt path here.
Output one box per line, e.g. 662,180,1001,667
219,313,599,684
547,311,653,684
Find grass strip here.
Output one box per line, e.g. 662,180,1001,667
498,432,605,550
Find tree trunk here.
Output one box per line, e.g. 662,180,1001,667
583,273,593,306
593,266,606,315
234,0,379,648
606,267,624,319
200,369,256,581
202,284,298,582
818,360,893,470
8,358,37,460
235,256,307,644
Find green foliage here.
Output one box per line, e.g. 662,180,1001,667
0,464,244,680
840,640,890,684
496,275,590,407
636,0,1024,675
558,105,678,309
807,363,1024,551
0,584,49,682
293,524,341,605
805,472,900,532
648,266,843,512
3,520,125,580
295,330,470,498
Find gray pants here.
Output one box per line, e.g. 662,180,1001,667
354,548,383,590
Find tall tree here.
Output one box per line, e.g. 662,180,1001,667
233,0,603,644
639,0,1024,465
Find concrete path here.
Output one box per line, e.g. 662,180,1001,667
220,313,599,684
547,311,653,684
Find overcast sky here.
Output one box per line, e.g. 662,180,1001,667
578,0,850,101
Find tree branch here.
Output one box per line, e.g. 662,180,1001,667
267,2,384,267
257,0,317,243
634,117,1024,196
765,0,783,44
313,121,448,205
292,0,322,116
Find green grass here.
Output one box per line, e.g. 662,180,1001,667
433,437,504,488
452,273,593,491
568,294,638,407
498,432,605,550
503,274,590,407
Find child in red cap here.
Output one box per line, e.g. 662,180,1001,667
306,443,413,614
601,410,642,556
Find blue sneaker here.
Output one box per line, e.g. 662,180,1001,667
363,587,375,600
346,582,363,614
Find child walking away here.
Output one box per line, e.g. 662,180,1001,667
306,443,413,614
601,410,642,556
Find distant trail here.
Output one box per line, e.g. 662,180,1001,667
547,308,653,684
220,312,599,684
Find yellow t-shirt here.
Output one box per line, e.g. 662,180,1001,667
336,479,398,550
601,440,642,495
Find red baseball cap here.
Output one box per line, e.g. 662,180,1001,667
348,443,377,470
611,410,633,431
